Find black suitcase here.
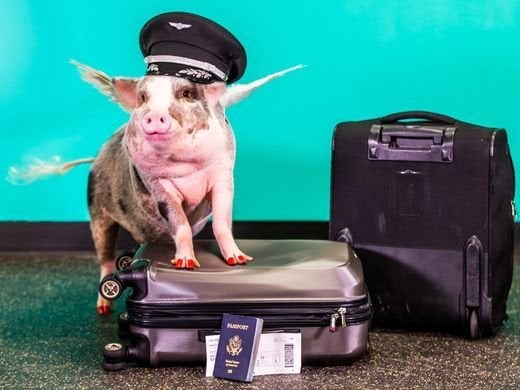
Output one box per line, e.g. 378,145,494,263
99,239,372,370
329,111,515,338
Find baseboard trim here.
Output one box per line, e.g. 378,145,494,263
2,221,518,254
0,221,330,252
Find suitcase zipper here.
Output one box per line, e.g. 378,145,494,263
125,300,372,330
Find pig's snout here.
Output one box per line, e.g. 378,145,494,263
141,111,171,134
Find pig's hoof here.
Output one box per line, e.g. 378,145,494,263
171,258,200,269
237,255,252,264
227,257,237,265
226,254,253,266
97,305,111,315
97,296,113,315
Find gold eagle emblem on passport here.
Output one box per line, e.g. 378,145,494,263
226,335,243,356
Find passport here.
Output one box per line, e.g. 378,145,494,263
213,313,264,382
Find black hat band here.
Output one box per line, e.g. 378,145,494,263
144,55,228,81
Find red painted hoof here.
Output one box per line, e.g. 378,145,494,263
98,305,110,315
187,259,195,269
227,257,237,265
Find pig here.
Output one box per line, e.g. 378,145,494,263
17,61,302,314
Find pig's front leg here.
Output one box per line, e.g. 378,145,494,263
90,216,119,314
157,179,200,269
211,180,252,265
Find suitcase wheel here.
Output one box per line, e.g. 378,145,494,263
102,342,128,371
469,308,481,339
102,360,127,371
116,254,134,271
99,276,124,301
116,247,138,271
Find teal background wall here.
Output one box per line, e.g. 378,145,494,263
2,0,520,222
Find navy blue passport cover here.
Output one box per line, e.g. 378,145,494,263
213,313,264,382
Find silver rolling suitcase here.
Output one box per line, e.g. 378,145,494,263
99,240,372,370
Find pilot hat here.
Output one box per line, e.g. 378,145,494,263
139,12,247,84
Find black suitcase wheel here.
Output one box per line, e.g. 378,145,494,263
469,309,481,339
102,343,128,371
99,276,123,300
103,342,126,359
102,360,128,371
116,255,134,271
116,246,139,271
118,312,129,324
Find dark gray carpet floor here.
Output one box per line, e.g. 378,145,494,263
0,252,518,389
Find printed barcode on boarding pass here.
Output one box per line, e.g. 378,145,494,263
284,344,294,367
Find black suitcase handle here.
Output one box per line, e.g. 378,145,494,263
380,111,456,125
369,111,457,163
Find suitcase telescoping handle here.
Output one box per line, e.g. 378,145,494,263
369,111,457,163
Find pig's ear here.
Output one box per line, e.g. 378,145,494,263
221,64,305,107
70,60,138,112
112,78,139,110
202,82,227,107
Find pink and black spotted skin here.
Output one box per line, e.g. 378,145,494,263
85,72,251,314
71,61,302,314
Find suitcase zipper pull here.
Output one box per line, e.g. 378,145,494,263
329,307,347,332
338,307,347,327
329,312,339,332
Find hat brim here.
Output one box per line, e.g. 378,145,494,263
145,42,229,84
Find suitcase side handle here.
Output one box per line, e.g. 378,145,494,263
380,111,456,125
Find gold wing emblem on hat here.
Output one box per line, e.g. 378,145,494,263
168,22,192,30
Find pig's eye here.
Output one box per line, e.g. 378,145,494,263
182,89,192,99
138,92,147,105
